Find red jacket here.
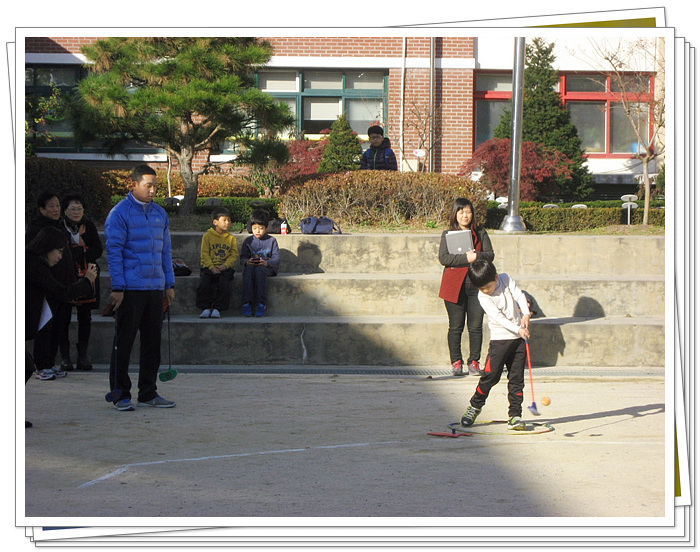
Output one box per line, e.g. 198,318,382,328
438,226,494,303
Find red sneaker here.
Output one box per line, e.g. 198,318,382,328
451,359,464,376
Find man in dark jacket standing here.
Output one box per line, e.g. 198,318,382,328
360,125,398,171
104,164,176,411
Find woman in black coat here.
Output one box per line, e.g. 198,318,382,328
26,227,97,367
25,227,97,426
26,191,77,379
60,194,103,370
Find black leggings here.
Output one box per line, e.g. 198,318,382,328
444,280,485,364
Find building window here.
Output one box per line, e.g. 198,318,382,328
473,71,654,157
562,72,654,157
474,73,511,148
567,101,606,153
610,103,650,154
258,69,388,138
25,64,83,152
25,63,163,155
475,100,508,147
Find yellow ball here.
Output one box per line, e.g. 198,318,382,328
541,397,551,406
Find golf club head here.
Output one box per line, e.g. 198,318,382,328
159,369,177,382
105,388,122,402
528,402,541,416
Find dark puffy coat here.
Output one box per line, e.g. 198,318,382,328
360,137,398,171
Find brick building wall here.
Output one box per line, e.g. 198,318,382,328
26,35,476,174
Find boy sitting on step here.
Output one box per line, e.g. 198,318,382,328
196,207,239,318
460,259,531,431
240,210,280,317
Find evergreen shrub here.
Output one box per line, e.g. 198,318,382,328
486,204,665,230
25,157,112,223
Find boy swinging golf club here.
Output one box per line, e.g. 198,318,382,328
460,259,532,430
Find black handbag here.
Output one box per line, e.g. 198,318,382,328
172,257,192,276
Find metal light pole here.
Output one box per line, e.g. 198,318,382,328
500,37,527,232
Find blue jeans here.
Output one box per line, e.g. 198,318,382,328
242,264,275,306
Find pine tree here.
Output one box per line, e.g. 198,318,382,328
317,115,363,173
495,38,593,200
74,37,295,214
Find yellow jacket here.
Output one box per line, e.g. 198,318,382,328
200,228,239,270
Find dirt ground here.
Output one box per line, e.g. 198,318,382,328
22,369,668,523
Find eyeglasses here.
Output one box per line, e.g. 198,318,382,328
66,207,84,213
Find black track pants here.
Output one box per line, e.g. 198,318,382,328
469,337,526,418
109,290,163,403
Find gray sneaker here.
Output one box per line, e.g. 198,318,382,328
137,396,175,408
461,405,482,427
508,416,526,431
50,366,67,378
35,369,56,380
114,399,135,411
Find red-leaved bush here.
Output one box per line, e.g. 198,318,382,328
276,139,329,190
459,138,574,201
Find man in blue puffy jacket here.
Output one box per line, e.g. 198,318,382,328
104,165,176,411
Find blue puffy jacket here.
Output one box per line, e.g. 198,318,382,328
105,193,175,291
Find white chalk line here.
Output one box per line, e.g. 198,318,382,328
78,437,664,489
78,440,410,489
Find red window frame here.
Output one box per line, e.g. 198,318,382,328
473,71,655,159
560,73,655,159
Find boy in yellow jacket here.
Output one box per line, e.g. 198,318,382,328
196,208,239,318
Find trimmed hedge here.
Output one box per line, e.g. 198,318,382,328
110,196,280,224
101,169,257,198
486,205,665,231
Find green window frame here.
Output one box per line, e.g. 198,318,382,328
25,63,164,155
258,69,389,139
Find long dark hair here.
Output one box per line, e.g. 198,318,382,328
26,226,68,259
448,198,477,231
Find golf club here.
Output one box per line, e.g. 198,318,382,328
159,298,177,382
104,317,122,402
525,340,540,416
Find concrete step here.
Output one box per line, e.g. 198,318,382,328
73,314,665,368
96,272,665,318
98,233,665,278
84,232,665,371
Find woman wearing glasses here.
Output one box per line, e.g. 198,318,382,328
59,194,104,371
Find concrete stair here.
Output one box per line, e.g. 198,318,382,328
75,233,667,369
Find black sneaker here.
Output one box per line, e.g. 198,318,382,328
461,405,482,427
